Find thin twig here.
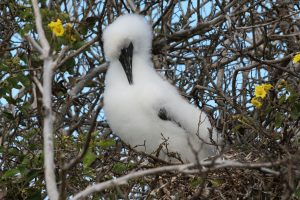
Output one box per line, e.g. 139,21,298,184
69,62,108,97
32,76,44,96
56,36,99,69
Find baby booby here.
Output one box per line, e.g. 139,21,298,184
103,14,219,163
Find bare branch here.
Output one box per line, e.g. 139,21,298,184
31,0,59,199
24,34,43,54
31,0,50,58
72,163,194,199
32,76,44,96
126,0,137,13
62,104,102,170
72,158,288,199
56,36,99,69
69,62,108,97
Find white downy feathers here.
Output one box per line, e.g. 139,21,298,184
103,14,220,163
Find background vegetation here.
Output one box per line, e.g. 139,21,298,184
0,0,300,199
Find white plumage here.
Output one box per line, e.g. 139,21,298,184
103,14,219,163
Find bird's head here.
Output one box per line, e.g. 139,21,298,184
103,14,153,84
103,14,152,60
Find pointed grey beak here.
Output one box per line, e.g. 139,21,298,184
119,42,134,85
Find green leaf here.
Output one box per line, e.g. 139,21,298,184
65,58,76,68
8,148,18,155
278,94,286,105
3,111,14,120
294,187,300,197
190,177,203,188
4,95,17,105
0,64,9,71
79,23,88,35
17,74,30,87
85,17,97,29
72,41,86,50
210,179,223,187
112,163,128,175
291,103,300,120
16,84,23,89
20,23,33,37
60,58,75,74
97,138,116,149
0,88,7,97
3,168,20,179
20,8,33,21
83,149,97,169
22,156,31,165
287,86,298,105
265,106,273,113
25,170,40,182
7,77,19,88
275,112,284,128
28,189,42,200
18,166,28,177
232,124,244,133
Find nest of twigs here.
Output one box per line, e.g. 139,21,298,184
102,145,300,200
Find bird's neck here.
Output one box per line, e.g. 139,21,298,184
132,53,158,83
106,60,129,87
106,53,157,87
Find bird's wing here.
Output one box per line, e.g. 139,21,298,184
157,107,186,131
156,94,212,140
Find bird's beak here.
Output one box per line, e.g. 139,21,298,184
119,42,134,84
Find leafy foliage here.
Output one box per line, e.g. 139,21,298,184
0,0,299,199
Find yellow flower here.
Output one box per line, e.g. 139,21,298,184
262,83,273,92
255,85,267,99
48,19,64,37
292,54,300,63
251,97,262,108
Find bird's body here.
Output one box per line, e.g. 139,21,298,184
103,14,219,163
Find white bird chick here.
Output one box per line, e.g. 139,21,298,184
103,14,219,163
